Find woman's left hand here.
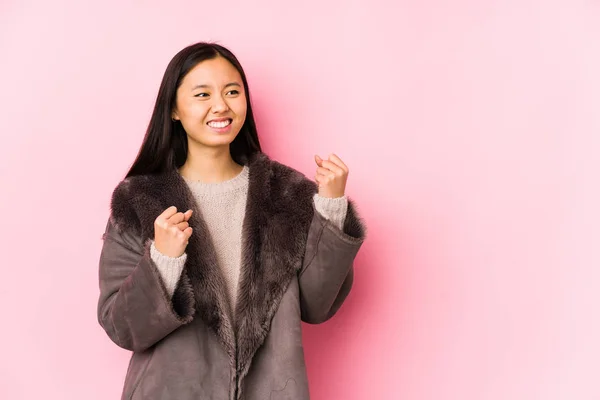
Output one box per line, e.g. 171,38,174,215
314,153,349,198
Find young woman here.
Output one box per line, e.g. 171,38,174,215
97,42,366,400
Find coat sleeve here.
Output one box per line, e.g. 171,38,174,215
298,199,366,324
97,218,196,352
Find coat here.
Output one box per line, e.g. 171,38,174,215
97,152,366,400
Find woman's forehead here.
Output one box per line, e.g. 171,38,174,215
182,58,242,87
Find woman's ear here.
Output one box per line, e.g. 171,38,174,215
171,110,180,121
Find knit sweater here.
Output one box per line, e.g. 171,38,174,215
149,165,348,313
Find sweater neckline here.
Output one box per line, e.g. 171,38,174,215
181,165,249,196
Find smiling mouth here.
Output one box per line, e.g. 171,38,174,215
207,119,232,128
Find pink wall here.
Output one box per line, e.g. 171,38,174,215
1,1,599,399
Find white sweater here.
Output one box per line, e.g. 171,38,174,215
150,165,348,311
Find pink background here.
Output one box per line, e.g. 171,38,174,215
1,0,599,399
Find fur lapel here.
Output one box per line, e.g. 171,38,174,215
109,152,316,379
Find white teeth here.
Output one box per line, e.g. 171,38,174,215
208,119,231,128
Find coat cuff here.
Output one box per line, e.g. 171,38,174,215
150,240,186,298
312,193,348,231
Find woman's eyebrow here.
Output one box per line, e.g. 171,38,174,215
191,82,241,90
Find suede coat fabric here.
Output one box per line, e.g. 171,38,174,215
97,152,366,400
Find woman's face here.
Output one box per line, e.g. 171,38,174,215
172,56,247,149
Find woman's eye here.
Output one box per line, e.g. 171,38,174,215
227,90,239,96
194,93,209,98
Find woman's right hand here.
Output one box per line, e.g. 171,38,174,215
154,206,193,258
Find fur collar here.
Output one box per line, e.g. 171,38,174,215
109,152,318,381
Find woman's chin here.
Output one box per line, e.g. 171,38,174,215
188,133,239,148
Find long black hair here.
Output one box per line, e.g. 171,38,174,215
125,42,262,178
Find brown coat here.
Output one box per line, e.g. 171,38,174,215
97,152,366,399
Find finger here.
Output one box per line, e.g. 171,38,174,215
327,153,348,172
183,227,193,239
314,154,324,167
175,221,189,231
167,211,187,225
183,209,193,221
168,225,182,236
155,206,178,229
314,175,324,187
157,206,178,221
316,167,335,177
319,160,345,175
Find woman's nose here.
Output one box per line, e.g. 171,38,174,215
211,95,229,112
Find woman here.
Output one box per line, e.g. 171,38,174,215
97,41,366,400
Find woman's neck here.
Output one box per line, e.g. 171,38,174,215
178,147,243,183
